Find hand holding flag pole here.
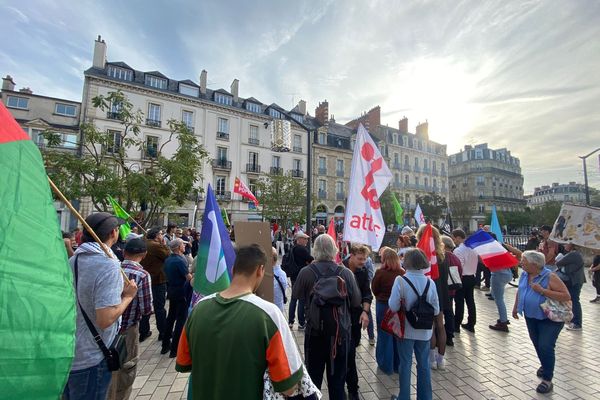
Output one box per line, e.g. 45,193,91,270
47,177,130,282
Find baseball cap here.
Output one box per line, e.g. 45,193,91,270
124,238,147,254
84,212,126,238
294,232,309,240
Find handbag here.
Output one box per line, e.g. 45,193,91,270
381,298,407,339
540,298,573,323
74,255,128,372
447,266,462,291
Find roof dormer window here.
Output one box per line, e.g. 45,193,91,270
269,108,282,119
245,102,261,113
179,83,199,97
215,93,233,106
145,75,168,89
107,66,133,81
291,113,304,124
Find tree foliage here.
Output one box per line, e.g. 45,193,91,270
416,193,448,223
255,173,307,229
42,90,209,228
484,201,564,233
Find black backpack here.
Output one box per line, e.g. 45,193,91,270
403,276,435,330
282,247,301,280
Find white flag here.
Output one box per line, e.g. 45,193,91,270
414,204,426,226
343,124,392,250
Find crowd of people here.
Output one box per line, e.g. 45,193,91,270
59,213,597,400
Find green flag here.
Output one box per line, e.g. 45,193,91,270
0,103,75,399
391,192,404,225
107,195,132,240
221,207,230,227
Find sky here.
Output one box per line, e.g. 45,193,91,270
1,0,599,193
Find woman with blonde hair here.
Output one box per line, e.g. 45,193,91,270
372,247,405,374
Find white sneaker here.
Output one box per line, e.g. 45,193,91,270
436,353,446,370
566,323,582,331
429,350,437,370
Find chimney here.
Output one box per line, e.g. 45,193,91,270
399,116,408,133
315,100,329,125
416,120,429,140
199,70,207,95
19,87,33,94
230,79,239,103
2,75,15,91
93,35,107,69
330,114,336,123
297,99,306,115
366,106,381,129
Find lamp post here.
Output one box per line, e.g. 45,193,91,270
579,147,600,205
269,110,313,248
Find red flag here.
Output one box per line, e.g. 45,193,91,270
233,177,259,206
416,223,439,280
327,219,342,263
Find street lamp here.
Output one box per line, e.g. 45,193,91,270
268,110,313,248
579,147,600,205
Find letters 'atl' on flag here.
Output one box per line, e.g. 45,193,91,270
194,184,236,296
343,124,392,251
490,205,504,243
414,204,426,226
416,223,439,280
464,230,518,271
0,103,75,398
391,192,404,225
107,195,132,240
233,176,259,206
327,218,341,263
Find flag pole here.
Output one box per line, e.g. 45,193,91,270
48,177,130,281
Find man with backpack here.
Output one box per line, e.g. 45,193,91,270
284,232,314,329
342,244,373,400
293,234,361,400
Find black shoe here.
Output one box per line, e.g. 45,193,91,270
485,293,493,297
348,392,360,400
169,351,177,358
461,324,475,333
487,296,495,300
158,333,164,341
497,319,510,325
537,367,544,378
160,346,170,355
139,331,152,343
489,322,509,332
446,338,454,346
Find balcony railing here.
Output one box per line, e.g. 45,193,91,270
217,131,229,141
336,192,345,200
423,167,431,174
291,169,304,178
393,162,402,169
404,164,411,172
413,166,421,173
248,137,259,145
293,146,302,153
246,163,261,173
106,111,123,120
146,118,161,128
318,167,327,175
270,166,283,175
393,181,402,189
215,191,231,201
318,191,327,199
212,159,232,170
432,169,438,176
336,170,344,177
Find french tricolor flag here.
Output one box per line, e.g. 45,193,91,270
464,230,519,272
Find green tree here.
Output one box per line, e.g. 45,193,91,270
416,193,448,223
255,173,307,229
42,90,210,227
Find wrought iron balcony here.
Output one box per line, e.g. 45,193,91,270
215,191,231,201
212,159,232,170
293,146,302,153
106,111,123,120
270,166,283,175
248,137,259,145
146,118,161,128
393,162,402,169
336,192,345,200
291,169,304,178
318,190,327,199
336,170,344,177
246,163,261,173
217,131,229,141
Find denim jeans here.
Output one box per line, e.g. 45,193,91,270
396,338,432,400
566,282,583,327
140,283,167,337
305,334,348,400
367,308,374,340
63,359,112,400
375,301,399,374
288,281,305,326
491,269,513,322
525,317,564,381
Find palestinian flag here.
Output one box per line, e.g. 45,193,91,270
0,103,75,398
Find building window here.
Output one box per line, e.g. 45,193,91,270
145,75,168,89
218,118,229,134
318,132,326,145
432,160,437,171
394,153,399,164
318,179,326,193
394,173,399,183
217,146,228,161
148,103,161,123
336,181,344,194
179,83,199,97
30,128,45,146
424,177,428,187
245,102,261,113
145,135,159,158
475,150,483,159
215,93,233,106
107,66,133,81
478,204,485,213
405,193,410,205
55,103,77,117
336,159,344,174
182,110,194,129
404,155,409,165
318,156,326,174
414,157,419,167
405,175,409,184
272,155,281,168
433,179,437,188
293,159,301,171
62,133,78,148
6,96,28,109
477,176,485,186
106,130,122,154
423,159,428,170
402,136,408,146
269,108,282,119
249,124,259,144
291,113,304,124
293,134,302,152
216,176,226,193
249,151,259,166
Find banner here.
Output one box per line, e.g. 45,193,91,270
343,124,392,250
233,176,259,206
391,192,404,225
550,203,600,250
414,204,426,226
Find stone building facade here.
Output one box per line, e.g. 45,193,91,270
527,182,586,207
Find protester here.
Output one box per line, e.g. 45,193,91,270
286,232,314,330
475,258,491,291
538,225,559,271
293,234,361,400
63,212,138,400
440,235,462,346
191,230,200,258
526,229,541,250
176,244,303,399
396,234,413,257
175,228,192,256
389,248,440,400
452,229,478,333
164,223,176,245
364,250,376,345
342,244,373,400
272,246,288,313
556,243,585,331
512,250,570,394
162,238,192,357
63,231,75,257
107,238,153,400
275,228,285,257
371,247,404,374
139,227,170,342
589,254,600,303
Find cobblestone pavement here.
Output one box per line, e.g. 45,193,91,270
132,270,600,400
